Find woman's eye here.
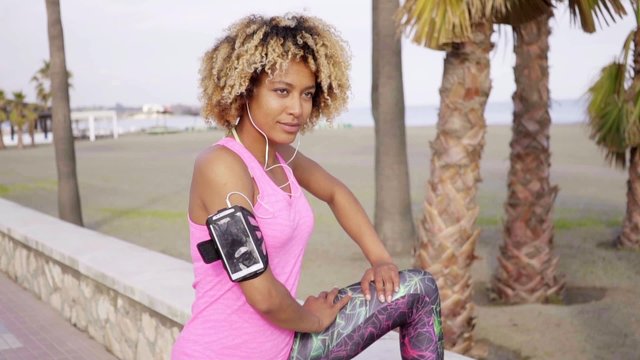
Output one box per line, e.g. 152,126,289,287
274,88,288,95
303,91,315,98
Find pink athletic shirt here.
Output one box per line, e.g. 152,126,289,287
172,137,314,359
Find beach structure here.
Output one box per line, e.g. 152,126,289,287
70,110,118,141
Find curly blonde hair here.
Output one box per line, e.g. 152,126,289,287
199,14,351,131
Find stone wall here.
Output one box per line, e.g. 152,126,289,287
0,198,472,360
0,198,193,360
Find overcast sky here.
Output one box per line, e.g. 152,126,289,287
0,1,635,108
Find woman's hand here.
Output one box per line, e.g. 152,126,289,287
302,288,351,333
360,262,400,303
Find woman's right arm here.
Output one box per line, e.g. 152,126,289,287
189,146,349,333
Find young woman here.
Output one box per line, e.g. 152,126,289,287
172,14,443,360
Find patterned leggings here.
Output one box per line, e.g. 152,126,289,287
289,269,443,360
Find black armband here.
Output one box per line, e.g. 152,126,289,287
196,205,268,282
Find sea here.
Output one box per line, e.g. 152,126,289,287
1,99,588,145
113,98,588,132
339,98,588,127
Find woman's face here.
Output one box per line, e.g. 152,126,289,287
246,60,316,144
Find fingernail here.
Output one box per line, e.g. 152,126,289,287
365,294,371,301
378,294,385,303
387,295,392,303
395,287,399,292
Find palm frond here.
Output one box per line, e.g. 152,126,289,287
587,62,630,167
12,92,25,103
493,0,554,26
396,0,472,49
567,0,627,33
396,0,558,48
0,90,7,122
626,82,640,145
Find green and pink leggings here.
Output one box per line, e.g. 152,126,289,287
290,269,444,360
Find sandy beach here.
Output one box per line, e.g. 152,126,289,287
0,124,637,359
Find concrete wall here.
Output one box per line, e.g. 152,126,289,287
0,198,191,360
0,198,470,360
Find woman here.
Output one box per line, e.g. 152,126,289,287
172,14,443,360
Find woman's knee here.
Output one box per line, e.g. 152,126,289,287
399,269,439,298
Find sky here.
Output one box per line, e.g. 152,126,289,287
0,0,636,108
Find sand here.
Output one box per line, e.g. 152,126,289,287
0,124,638,359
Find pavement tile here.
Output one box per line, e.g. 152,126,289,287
0,272,116,360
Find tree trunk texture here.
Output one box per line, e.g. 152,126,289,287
28,120,36,146
414,22,492,354
618,146,640,249
372,0,415,254
617,26,640,250
45,0,83,226
0,125,5,149
16,125,24,149
492,13,565,303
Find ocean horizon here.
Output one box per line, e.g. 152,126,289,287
0,99,590,145
339,98,588,127
111,98,589,132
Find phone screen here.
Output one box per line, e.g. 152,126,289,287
208,208,265,281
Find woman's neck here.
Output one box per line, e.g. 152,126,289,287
234,116,278,168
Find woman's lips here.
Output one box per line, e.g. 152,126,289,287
278,122,300,133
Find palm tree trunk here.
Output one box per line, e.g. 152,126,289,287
0,125,5,149
372,0,415,254
492,13,564,303
414,21,492,354
617,26,640,249
28,119,36,146
45,0,83,226
16,125,24,149
618,147,640,249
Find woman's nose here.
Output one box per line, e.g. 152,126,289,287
287,96,303,117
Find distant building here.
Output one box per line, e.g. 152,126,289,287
142,104,168,114
170,104,200,116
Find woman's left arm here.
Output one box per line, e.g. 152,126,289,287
285,148,400,303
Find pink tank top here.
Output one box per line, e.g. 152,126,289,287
172,137,314,360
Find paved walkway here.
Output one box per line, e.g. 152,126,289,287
0,272,116,360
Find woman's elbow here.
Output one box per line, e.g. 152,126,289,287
245,286,282,315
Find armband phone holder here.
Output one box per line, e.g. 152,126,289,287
197,205,268,282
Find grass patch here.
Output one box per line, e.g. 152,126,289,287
474,216,621,230
476,216,501,226
0,180,57,196
32,179,58,190
554,217,621,230
100,208,184,221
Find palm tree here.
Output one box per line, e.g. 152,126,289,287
493,1,627,304
32,60,52,107
494,10,564,305
31,60,72,145
0,90,7,149
372,0,415,254
587,1,640,249
45,0,84,226
30,60,53,147
9,92,32,149
396,0,552,353
31,59,73,106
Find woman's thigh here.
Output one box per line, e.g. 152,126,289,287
290,269,443,360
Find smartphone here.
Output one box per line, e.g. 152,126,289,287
206,206,268,282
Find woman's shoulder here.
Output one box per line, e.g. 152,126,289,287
275,144,308,171
194,143,252,182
